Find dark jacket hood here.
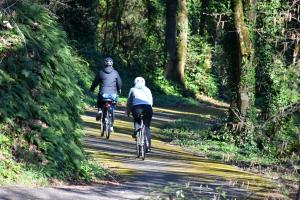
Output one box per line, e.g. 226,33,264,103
103,66,114,74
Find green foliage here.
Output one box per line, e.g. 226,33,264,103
150,68,181,96
255,0,300,111
0,126,47,185
0,1,104,183
91,0,171,96
185,36,218,97
147,68,202,106
48,0,100,45
161,118,286,166
253,0,300,166
255,0,291,111
1,0,298,189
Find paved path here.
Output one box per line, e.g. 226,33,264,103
0,106,279,200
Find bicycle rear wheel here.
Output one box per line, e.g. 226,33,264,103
140,125,146,160
105,110,111,139
136,130,141,158
100,113,104,137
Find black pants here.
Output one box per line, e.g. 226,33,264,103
132,104,153,147
97,94,107,109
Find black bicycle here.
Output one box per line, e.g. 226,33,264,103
135,114,149,160
101,99,116,139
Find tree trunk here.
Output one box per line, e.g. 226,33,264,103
296,182,300,200
293,44,300,64
295,182,300,200
176,0,188,86
165,0,188,87
232,0,255,117
113,0,123,51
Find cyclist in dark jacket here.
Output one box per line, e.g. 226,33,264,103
90,57,122,131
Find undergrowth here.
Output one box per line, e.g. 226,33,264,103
162,118,299,169
160,118,299,197
0,1,106,185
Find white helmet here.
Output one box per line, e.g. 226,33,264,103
134,77,145,88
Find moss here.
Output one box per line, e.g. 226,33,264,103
0,1,102,183
233,0,256,118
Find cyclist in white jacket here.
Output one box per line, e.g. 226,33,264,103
126,77,153,152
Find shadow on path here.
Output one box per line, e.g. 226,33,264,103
0,105,279,200
80,107,277,200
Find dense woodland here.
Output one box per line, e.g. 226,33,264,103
0,0,299,198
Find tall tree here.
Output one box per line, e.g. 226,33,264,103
297,182,300,200
232,0,255,119
165,0,188,87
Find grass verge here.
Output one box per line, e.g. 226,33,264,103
158,118,299,198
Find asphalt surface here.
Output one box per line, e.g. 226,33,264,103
0,106,279,200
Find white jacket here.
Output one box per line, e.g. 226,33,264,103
127,85,153,110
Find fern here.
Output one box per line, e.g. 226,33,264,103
0,1,97,181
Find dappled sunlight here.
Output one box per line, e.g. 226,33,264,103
154,107,219,121
81,107,278,199
154,103,226,117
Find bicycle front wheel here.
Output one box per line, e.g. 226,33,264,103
140,145,145,160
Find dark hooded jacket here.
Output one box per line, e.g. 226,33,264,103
90,66,122,94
